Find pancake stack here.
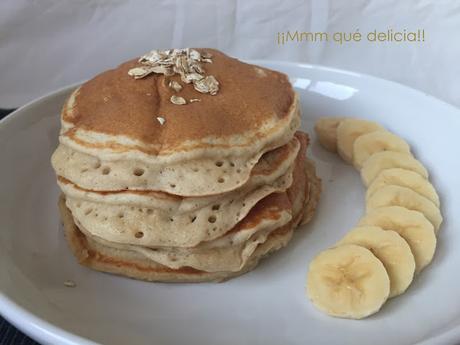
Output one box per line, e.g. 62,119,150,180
52,48,321,282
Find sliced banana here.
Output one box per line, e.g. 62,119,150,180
352,130,411,169
336,119,384,164
307,244,390,319
314,117,344,152
358,206,436,274
361,151,429,186
366,168,440,207
309,116,442,319
366,185,442,232
337,226,415,297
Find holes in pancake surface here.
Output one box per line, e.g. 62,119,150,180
215,161,223,167
81,168,88,173
236,169,241,173
84,208,93,215
192,168,199,172
135,231,144,238
147,209,154,215
208,215,217,223
169,183,176,188
190,216,197,223
133,168,145,176
212,204,220,211
93,162,101,169
102,167,111,175
230,162,235,167
217,177,225,183
169,217,174,222
118,213,124,218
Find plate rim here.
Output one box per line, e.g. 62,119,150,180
0,61,459,345
0,81,94,345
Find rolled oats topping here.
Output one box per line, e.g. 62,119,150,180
128,48,219,100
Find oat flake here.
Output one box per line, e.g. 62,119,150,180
169,80,183,92
194,76,219,95
170,95,187,105
64,280,76,288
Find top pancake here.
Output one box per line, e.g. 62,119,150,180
61,49,297,160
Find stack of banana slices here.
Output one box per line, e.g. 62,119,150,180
307,117,442,319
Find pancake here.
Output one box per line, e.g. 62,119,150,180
56,49,300,196
58,155,321,281
62,136,302,247
76,192,292,272
63,133,307,248
301,159,322,225
52,48,322,283
60,196,294,283
53,134,300,200
65,170,292,248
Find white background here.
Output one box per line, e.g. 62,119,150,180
0,0,459,108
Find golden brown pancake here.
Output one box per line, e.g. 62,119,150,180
62,49,295,154
75,191,292,272
59,154,321,282
53,134,300,197
52,48,322,282
55,49,301,196
60,137,302,249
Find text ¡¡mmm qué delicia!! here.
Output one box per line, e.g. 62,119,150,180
277,29,425,45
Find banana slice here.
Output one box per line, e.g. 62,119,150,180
337,226,415,297
361,151,428,186
366,185,442,232
314,117,344,152
307,244,390,319
336,119,384,164
358,206,436,273
352,130,411,169
366,168,440,207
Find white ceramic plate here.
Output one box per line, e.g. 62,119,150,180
1,62,460,345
